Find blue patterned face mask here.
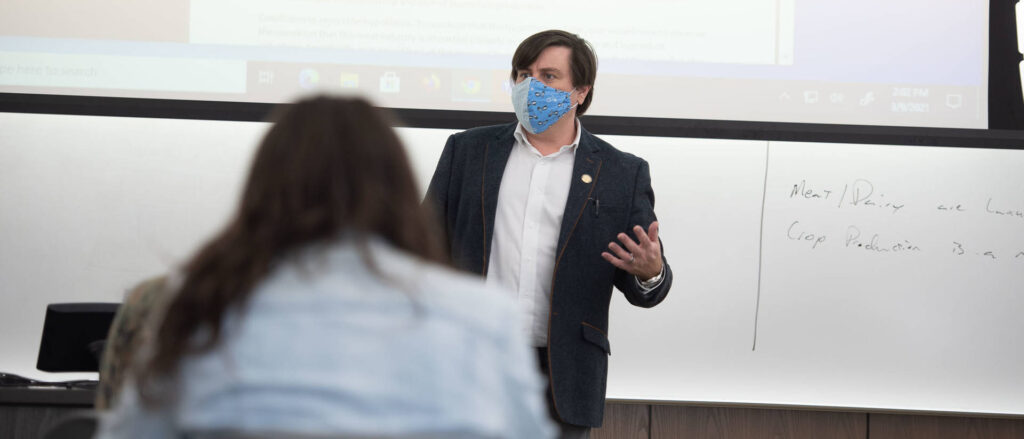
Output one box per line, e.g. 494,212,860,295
512,77,577,134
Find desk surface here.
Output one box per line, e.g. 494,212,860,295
0,387,95,407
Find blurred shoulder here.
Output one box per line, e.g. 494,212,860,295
415,262,517,325
125,275,171,309
356,238,517,321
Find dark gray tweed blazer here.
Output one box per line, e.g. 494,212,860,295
425,122,673,428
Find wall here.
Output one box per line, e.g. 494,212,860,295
2,111,1023,419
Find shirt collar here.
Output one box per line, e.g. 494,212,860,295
514,119,582,157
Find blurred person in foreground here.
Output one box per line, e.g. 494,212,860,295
96,95,555,439
95,275,170,410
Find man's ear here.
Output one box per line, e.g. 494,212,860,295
576,85,591,105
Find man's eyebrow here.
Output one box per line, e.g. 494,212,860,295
515,67,563,76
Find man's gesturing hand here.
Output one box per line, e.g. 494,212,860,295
600,221,662,281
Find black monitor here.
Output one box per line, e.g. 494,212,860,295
36,303,120,372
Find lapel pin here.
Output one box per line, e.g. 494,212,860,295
581,174,592,183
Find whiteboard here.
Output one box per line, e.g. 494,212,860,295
2,113,1023,415
607,140,1024,416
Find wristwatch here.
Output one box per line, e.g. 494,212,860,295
639,266,665,289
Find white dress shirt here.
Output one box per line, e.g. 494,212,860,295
486,123,581,347
487,121,664,347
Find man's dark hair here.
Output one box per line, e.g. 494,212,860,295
511,30,598,116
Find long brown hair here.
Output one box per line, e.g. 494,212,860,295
139,95,446,403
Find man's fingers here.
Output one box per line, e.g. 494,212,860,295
601,252,629,271
606,224,663,275
608,242,632,261
634,225,652,246
617,232,641,253
648,221,660,243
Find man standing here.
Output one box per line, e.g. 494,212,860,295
426,30,672,437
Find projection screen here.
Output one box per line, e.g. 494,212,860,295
0,0,989,128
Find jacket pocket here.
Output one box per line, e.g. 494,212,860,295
581,322,611,355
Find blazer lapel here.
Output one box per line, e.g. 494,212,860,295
480,125,516,275
554,130,603,267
